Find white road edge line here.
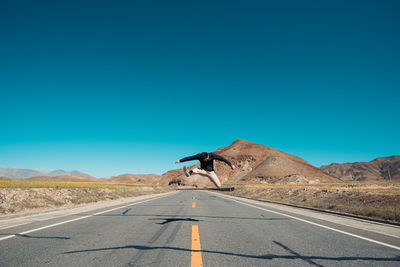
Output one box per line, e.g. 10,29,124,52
209,191,400,251
0,191,177,242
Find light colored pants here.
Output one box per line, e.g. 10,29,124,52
192,168,221,188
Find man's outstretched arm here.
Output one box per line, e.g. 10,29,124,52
175,153,201,164
212,153,236,170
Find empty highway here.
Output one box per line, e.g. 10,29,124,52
0,190,399,266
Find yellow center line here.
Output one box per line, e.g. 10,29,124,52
193,192,195,200
191,225,203,267
192,201,196,208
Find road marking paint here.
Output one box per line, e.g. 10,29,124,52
210,192,400,251
191,225,203,267
192,201,196,208
0,192,177,242
193,192,195,200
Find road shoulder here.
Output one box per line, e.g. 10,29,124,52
0,191,176,230
208,190,400,239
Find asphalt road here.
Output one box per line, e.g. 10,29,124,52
0,190,399,266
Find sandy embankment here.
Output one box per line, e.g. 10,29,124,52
222,183,400,222
0,187,170,216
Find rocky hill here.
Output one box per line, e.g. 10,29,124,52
163,139,341,187
159,169,184,185
320,156,400,181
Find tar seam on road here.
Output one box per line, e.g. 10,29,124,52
192,202,196,208
191,225,203,267
0,192,177,242
209,191,400,251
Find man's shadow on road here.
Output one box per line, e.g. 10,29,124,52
94,210,290,222
63,240,400,266
0,233,70,240
149,218,201,224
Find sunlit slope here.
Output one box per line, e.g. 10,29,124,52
163,139,340,187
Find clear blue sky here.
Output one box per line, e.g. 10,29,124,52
1,0,399,177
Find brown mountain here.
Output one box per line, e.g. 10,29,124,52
159,169,185,185
162,139,340,187
320,156,400,181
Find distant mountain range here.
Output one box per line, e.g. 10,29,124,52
320,156,400,181
0,166,163,184
1,140,398,185
162,140,400,186
0,167,85,179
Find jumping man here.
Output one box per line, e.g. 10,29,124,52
175,152,236,188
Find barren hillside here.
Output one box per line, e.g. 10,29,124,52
320,156,400,181
163,139,340,187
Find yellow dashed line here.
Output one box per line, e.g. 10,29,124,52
191,225,203,267
192,201,196,208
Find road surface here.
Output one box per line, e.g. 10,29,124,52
0,190,399,266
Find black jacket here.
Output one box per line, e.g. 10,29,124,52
179,152,232,172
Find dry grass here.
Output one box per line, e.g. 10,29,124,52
0,181,170,215
229,180,400,191
0,180,145,189
221,181,400,222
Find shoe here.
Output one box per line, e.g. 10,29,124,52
183,166,190,177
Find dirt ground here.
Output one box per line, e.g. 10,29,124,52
222,182,400,222
0,187,170,216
